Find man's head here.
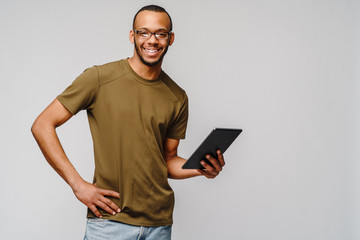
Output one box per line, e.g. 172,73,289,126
129,5,174,67
133,5,172,32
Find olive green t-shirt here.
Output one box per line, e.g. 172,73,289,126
57,59,188,226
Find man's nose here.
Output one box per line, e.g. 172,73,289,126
147,33,159,44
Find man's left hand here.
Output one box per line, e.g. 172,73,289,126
197,150,225,179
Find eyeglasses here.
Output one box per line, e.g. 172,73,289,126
133,29,171,40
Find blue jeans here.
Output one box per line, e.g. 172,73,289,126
84,218,172,240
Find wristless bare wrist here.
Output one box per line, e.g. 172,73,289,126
68,176,86,193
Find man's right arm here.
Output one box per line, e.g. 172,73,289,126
31,99,121,217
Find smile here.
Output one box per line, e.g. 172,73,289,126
143,48,161,53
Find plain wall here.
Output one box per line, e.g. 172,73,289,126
0,0,359,239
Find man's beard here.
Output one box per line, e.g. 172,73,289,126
134,40,169,67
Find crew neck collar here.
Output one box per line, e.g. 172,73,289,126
124,58,163,86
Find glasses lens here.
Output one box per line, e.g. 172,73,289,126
155,32,169,39
138,31,150,38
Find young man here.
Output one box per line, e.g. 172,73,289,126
31,5,225,240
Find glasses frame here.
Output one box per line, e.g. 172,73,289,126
133,29,172,40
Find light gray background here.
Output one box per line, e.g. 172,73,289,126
1,0,359,239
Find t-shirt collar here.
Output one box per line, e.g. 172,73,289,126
125,58,163,86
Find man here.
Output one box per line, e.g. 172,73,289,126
31,5,225,240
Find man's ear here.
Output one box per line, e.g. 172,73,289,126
169,32,175,46
129,30,135,44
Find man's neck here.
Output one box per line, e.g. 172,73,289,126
128,56,162,80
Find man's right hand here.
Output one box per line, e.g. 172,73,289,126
73,180,121,218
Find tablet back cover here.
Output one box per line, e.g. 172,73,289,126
182,128,242,169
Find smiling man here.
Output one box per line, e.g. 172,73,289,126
31,5,225,240
131,10,172,67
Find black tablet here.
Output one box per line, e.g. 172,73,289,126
182,128,242,169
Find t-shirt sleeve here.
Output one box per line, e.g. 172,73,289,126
166,93,189,139
56,66,99,115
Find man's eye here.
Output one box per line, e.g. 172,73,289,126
156,33,167,38
139,31,150,37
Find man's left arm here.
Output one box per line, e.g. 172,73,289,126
164,138,225,179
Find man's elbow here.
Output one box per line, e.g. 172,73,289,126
31,117,42,139
31,116,52,139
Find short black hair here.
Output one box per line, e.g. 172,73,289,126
132,5,173,32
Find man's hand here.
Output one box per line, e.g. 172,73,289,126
73,180,121,218
164,138,225,179
197,150,225,179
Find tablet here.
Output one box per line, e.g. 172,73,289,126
182,128,242,169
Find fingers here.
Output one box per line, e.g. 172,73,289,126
199,151,225,179
96,199,118,216
100,196,121,214
89,189,120,216
216,150,225,167
199,159,218,179
205,154,222,172
74,181,121,218
89,205,102,218
87,197,121,218
100,189,121,199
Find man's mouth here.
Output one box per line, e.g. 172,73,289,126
143,47,162,55
146,49,159,53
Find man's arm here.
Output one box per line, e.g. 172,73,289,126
31,99,120,217
164,138,225,179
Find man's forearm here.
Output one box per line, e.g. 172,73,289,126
31,120,84,190
166,155,201,179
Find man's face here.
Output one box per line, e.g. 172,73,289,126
130,10,174,67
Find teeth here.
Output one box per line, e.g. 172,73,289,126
145,49,159,53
